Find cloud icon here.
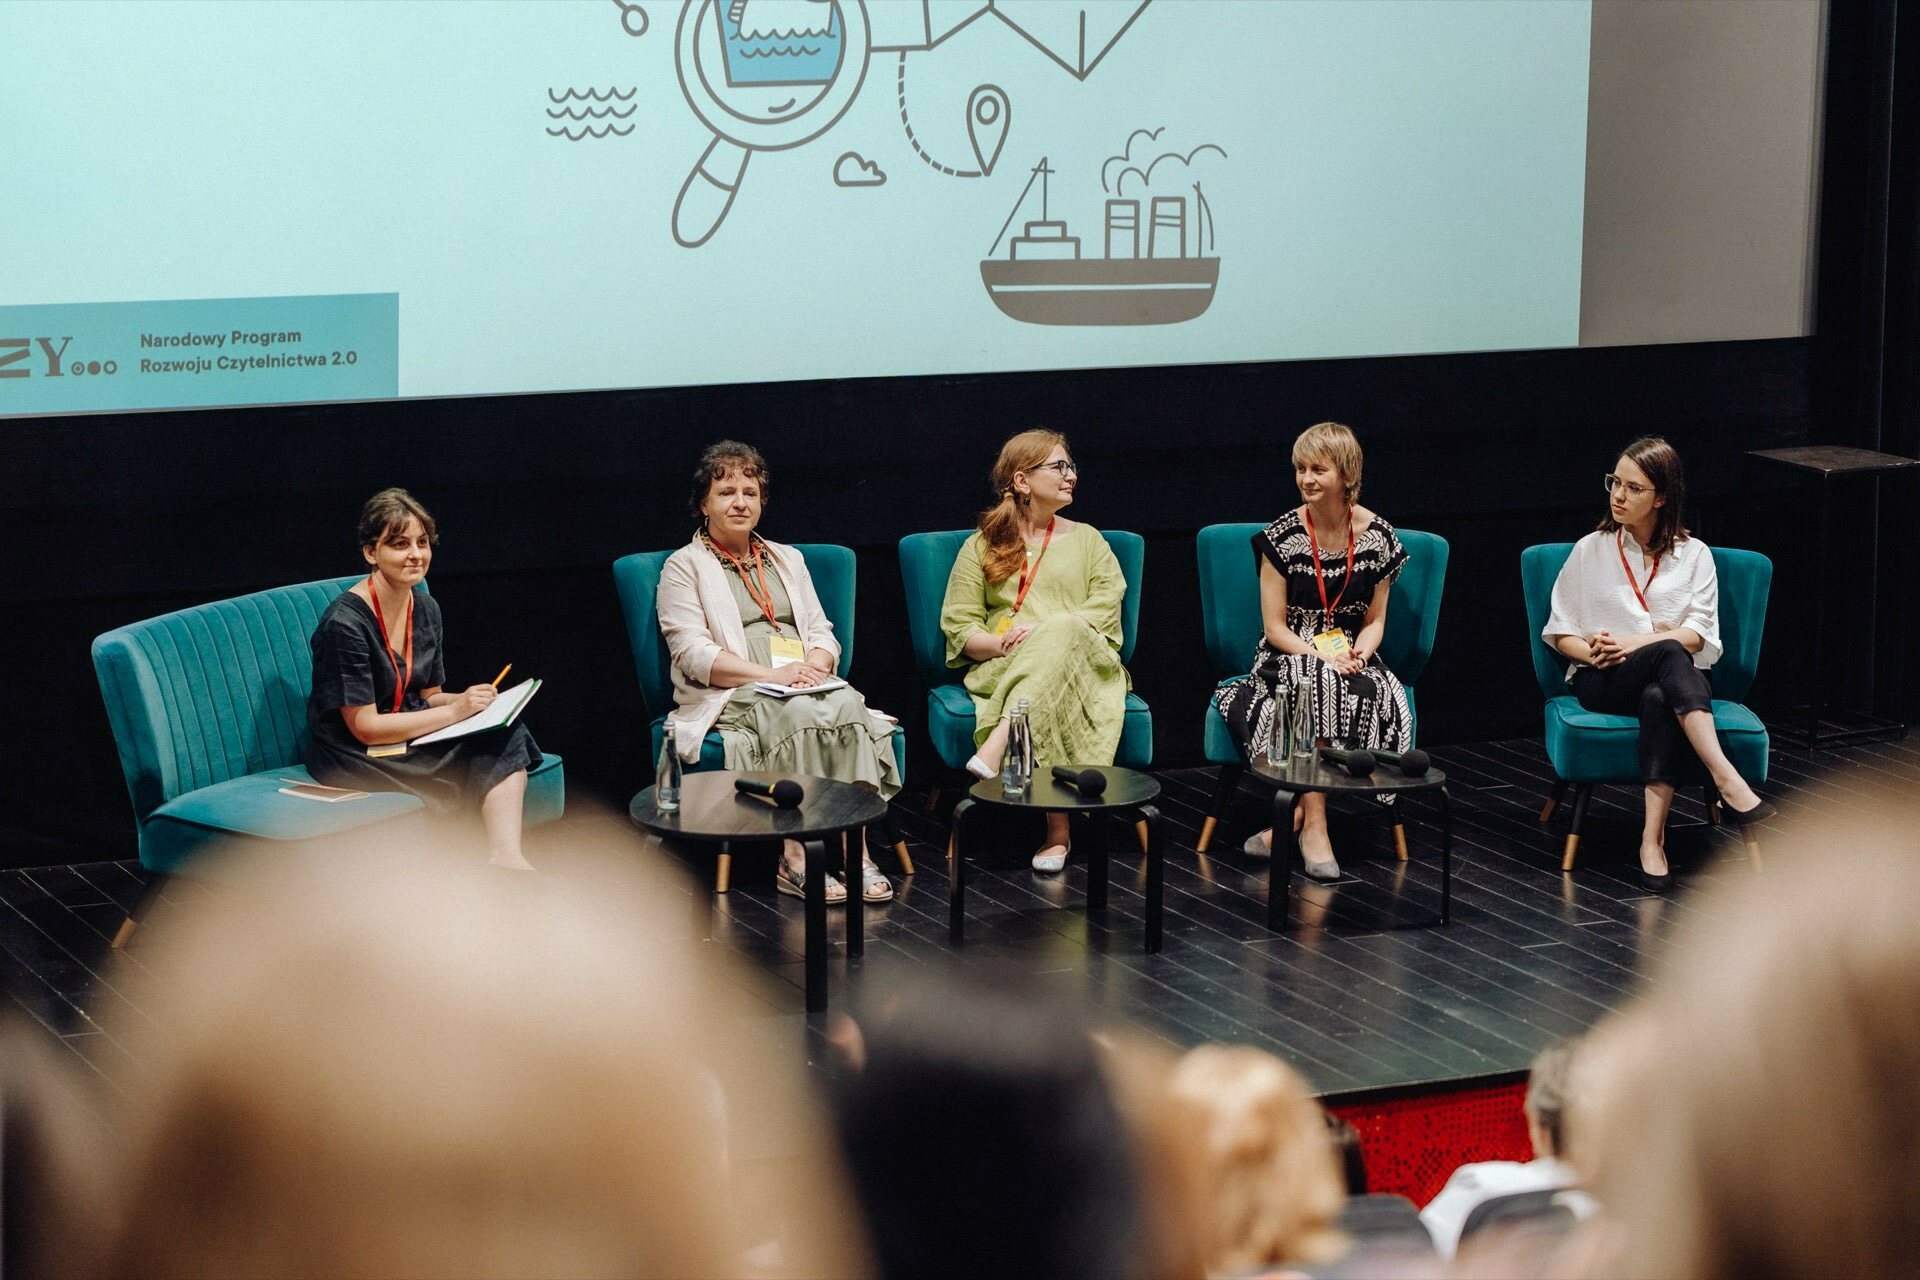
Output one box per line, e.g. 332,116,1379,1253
833,151,887,188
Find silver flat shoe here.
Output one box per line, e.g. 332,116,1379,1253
1242,832,1273,858
1302,856,1341,882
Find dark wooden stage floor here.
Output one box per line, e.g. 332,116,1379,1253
4,733,1909,1112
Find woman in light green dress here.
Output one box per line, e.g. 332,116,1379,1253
939,429,1131,872
657,442,901,903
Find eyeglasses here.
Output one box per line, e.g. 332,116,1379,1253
1603,474,1659,499
1024,460,1078,478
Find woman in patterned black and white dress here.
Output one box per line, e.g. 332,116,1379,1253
1215,423,1413,880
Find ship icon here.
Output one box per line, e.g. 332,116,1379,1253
981,157,1219,326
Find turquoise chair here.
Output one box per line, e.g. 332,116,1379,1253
92,577,566,941
1521,542,1770,869
1195,524,1449,855
898,529,1153,799
611,544,911,890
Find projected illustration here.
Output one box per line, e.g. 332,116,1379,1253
545,86,639,141
671,0,1150,246
981,129,1225,326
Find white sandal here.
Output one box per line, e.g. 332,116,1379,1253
857,858,894,902
777,854,846,904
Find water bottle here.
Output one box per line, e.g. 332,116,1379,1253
1289,678,1315,763
1265,685,1291,768
1002,699,1033,797
655,720,682,811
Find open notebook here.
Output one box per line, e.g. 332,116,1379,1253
412,678,542,745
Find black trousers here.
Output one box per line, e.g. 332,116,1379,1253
1569,639,1713,785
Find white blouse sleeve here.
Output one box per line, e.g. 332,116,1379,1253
1674,543,1722,668
1542,551,1588,642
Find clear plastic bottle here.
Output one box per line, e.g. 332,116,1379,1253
1265,685,1291,768
1002,699,1033,797
1289,678,1315,763
655,720,682,811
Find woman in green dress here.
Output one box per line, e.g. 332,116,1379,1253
657,442,901,902
940,429,1131,872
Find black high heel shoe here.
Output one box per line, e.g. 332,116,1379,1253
1639,869,1673,893
1725,798,1777,828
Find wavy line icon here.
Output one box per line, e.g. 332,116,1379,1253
547,86,639,104
545,123,638,141
545,104,640,120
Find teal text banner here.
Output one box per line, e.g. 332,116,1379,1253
0,294,398,417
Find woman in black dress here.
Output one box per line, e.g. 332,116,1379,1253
306,488,542,871
1215,423,1413,880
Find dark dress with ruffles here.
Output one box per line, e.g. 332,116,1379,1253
1215,510,1414,766
304,589,540,810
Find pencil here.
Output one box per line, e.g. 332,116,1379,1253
491,663,511,688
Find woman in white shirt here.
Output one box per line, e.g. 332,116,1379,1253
1543,437,1773,890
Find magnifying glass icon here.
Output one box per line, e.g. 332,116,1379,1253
673,0,872,248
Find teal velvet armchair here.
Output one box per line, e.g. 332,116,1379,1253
1195,523,1449,854
92,576,566,941
1521,542,1770,869
897,528,1154,792
611,544,911,889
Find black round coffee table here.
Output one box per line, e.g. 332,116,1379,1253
631,771,888,1013
948,767,1164,952
1249,755,1453,929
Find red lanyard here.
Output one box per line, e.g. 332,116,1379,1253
1011,517,1056,619
709,534,783,633
1616,531,1660,614
365,580,413,714
1302,509,1355,617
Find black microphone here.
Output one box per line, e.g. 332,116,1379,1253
1372,747,1432,777
1050,766,1109,795
1317,747,1377,777
735,777,804,808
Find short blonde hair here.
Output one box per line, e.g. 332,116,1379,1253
1167,1045,1347,1274
1291,422,1364,504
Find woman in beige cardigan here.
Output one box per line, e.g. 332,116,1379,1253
657,441,901,903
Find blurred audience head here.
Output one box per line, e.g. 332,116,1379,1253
833,965,1151,1280
99,836,862,1279
1,1023,114,1280
1589,839,1920,1279
1166,1044,1347,1275
1524,1038,1576,1162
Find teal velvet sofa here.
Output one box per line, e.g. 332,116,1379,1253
92,576,565,936
1194,523,1449,854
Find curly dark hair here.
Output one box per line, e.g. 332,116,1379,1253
688,441,770,517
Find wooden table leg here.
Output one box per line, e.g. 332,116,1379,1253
843,828,864,959
949,798,975,944
1086,811,1109,911
1270,789,1298,930
693,840,719,941
804,836,828,1013
1138,803,1164,953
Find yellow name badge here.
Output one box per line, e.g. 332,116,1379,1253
1311,630,1351,658
992,614,1013,636
367,743,408,759
768,635,807,666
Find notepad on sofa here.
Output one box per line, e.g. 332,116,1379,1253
277,780,370,803
751,676,848,698
412,678,542,745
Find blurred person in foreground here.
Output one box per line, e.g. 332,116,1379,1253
1573,833,1920,1279
832,968,1172,1280
95,834,865,1279
1164,1045,1348,1277
1419,1038,1578,1257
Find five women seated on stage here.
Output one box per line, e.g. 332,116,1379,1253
306,427,1774,890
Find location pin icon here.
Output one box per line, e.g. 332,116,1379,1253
967,85,1010,177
